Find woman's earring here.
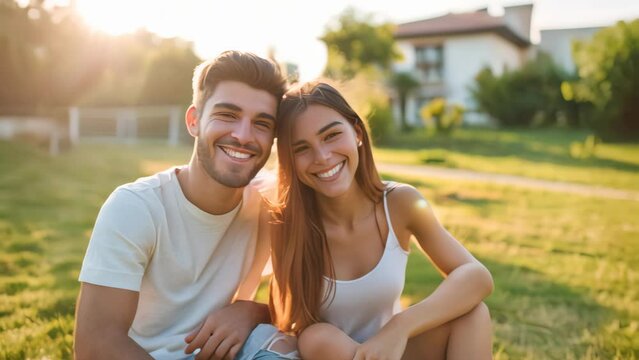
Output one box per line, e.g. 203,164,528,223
357,140,363,147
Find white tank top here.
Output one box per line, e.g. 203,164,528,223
319,189,409,343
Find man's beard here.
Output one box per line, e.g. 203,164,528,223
196,137,264,188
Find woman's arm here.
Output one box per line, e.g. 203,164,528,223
353,184,493,359
388,184,493,337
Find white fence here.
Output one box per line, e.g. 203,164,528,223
0,116,62,155
68,105,184,146
1,106,185,155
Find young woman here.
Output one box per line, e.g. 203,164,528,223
268,81,494,360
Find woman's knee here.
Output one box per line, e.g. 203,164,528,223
454,302,491,328
470,302,491,320
298,323,340,354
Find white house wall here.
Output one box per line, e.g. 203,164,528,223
395,41,416,73
395,33,526,126
445,33,524,109
539,27,601,73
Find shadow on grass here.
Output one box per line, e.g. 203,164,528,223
380,172,504,208
380,173,437,190
381,131,639,174
402,252,617,358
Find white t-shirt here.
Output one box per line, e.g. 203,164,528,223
79,167,271,359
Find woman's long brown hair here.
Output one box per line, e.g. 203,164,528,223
269,82,385,333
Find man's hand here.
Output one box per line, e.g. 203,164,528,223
184,300,267,360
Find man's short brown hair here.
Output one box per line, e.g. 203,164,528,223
191,50,287,118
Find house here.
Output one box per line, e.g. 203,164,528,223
391,4,609,127
538,27,603,73
392,4,534,126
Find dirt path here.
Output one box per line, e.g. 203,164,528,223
377,163,639,202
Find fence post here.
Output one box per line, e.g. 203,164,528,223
49,128,60,156
168,106,181,146
69,107,80,145
128,109,138,144
116,109,126,142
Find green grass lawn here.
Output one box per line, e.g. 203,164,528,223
384,172,638,360
1,139,637,359
374,128,639,191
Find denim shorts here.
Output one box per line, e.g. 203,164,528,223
236,324,299,360
182,324,299,360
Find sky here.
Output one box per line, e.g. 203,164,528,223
31,0,639,81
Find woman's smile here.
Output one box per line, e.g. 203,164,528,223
314,161,345,180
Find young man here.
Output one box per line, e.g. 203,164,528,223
74,50,288,359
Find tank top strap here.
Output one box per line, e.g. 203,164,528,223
382,182,403,250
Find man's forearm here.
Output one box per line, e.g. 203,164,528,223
236,300,271,325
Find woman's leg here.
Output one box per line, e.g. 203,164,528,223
403,302,493,360
447,302,492,359
401,320,452,360
297,323,358,360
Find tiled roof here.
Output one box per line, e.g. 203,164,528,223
395,11,530,47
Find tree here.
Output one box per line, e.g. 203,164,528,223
0,0,108,111
77,30,202,107
137,38,201,106
571,20,639,141
389,72,419,131
0,1,33,110
321,7,401,79
0,1,202,111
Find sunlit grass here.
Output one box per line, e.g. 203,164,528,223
0,139,637,359
0,141,191,359
373,128,639,191
386,172,639,359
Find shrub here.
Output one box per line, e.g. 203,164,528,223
335,71,395,145
420,98,464,136
367,100,394,144
470,53,569,127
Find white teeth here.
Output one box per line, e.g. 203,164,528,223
316,162,344,178
222,147,251,159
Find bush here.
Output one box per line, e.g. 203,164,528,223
570,20,639,141
334,71,395,145
470,53,570,127
367,100,394,144
420,98,464,136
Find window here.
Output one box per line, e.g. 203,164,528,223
415,46,443,83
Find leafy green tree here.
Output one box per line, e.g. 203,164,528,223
0,1,110,111
39,16,109,107
571,20,639,141
77,30,202,107
321,7,401,79
0,1,32,110
389,72,419,132
0,1,202,111
470,53,569,127
138,39,201,106
78,30,165,106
